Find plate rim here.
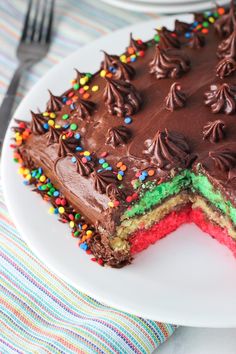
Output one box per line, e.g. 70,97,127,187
99,0,229,13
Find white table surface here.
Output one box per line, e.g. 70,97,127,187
155,327,236,353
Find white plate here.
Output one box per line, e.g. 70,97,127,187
2,14,236,328
100,0,229,13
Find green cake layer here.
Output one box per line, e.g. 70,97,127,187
190,173,236,225
124,170,191,218
123,170,236,226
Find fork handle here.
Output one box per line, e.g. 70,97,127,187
0,61,32,145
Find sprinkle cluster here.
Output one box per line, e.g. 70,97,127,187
153,6,225,44
12,121,30,148
97,152,113,172
15,155,95,255
70,72,95,100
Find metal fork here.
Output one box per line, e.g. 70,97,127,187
0,0,54,147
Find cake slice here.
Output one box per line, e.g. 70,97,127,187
12,2,236,267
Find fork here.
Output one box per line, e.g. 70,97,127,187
0,0,54,147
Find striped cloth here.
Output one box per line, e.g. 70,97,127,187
0,1,176,353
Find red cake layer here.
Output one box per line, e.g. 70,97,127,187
130,206,192,254
130,207,236,256
191,208,236,257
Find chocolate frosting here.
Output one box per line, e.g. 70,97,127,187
47,126,61,145
102,51,118,71
158,27,181,49
165,82,186,111
113,60,135,81
128,33,147,52
58,136,79,158
174,19,190,34
47,90,64,112
30,111,47,135
106,183,125,200
76,156,93,176
209,149,236,171
189,32,205,49
74,69,86,83
214,0,235,37
216,56,236,78
228,167,236,181
87,232,131,267
103,77,141,117
149,46,190,79
76,98,96,119
102,51,135,81
19,148,35,170
217,26,236,58
203,120,226,143
92,169,117,194
106,125,131,147
145,129,190,170
204,83,236,114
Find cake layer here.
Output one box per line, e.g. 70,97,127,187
130,206,191,254
191,172,236,225
191,195,236,239
130,206,236,256
113,191,236,252
112,191,191,251
123,170,191,219
122,171,236,228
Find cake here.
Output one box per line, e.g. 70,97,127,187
12,2,236,267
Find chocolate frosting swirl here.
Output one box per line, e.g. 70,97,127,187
76,98,96,119
157,27,181,49
145,129,190,170
209,149,236,171
106,183,125,200
103,77,141,117
30,111,47,135
58,136,78,157
214,1,236,37
174,20,190,34
46,126,61,145
228,168,236,181
76,156,93,176
216,56,236,78
203,120,226,143
102,51,118,71
102,51,135,81
204,83,236,114
106,125,131,147
113,59,135,81
149,46,190,79
189,32,205,49
74,69,86,83
19,148,35,170
47,90,64,112
165,82,186,111
92,170,117,194
217,26,236,59
128,33,147,52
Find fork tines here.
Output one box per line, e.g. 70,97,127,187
21,0,54,43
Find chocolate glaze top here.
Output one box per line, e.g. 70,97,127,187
19,5,236,233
